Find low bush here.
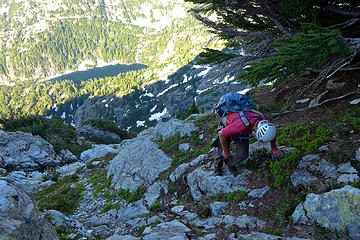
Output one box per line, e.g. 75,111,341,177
0,116,82,155
35,175,85,216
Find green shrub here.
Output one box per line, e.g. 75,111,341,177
240,24,350,86
277,123,333,152
35,175,85,216
196,48,239,65
148,202,161,211
0,116,79,154
266,198,299,225
215,190,247,203
178,101,200,120
269,150,300,190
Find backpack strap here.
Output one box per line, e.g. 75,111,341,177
221,109,265,130
220,116,229,127
233,109,264,130
248,109,265,119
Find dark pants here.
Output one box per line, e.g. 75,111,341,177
215,138,249,169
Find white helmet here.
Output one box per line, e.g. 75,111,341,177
255,120,276,143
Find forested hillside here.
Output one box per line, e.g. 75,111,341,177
0,0,216,84
0,0,222,122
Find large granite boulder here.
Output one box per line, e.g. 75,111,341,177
0,130,63,171
107,137,172,192
80,144,120,163
0,179,58,240
142,220,191,240
292,185,360,239
137,119,198,140
187,166,250,201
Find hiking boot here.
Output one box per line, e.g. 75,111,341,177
228,165,238,176
215,167,223,176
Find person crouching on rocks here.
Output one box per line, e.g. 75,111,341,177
213,107,283,176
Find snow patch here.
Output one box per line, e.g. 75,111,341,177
149,108,167,121
157,83,179,97
61,112,66,120
238,88,251,95
197,67,212,77
136,121,145,127
150,105,157,113
183,74,189,83
196,86,213,95
143,92,154,98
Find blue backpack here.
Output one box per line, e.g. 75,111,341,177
214,92,265,130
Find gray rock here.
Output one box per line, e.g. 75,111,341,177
192,214,265,230
178,143,190,151
92,225,112,238
171,206,198,221
187,166,250,201
58,162,85,177
337,174,359,184
108,137,172,192
356,148,360,163
286,238,311,240
45,210,70,228
249,141,271,153
116,201,149,225
144,180,168,206
309,91,328,107
0,168,6,175
238,232,281,240
78,124,121,143
210,201,229,216
138,119,198,140
298,154,320,169
106,235,140,240
61,149,78,163
142,220,191,240
338,162,358,174
185,114,205,122
170,163,190,182
326,79,345,90
318,145,328,152
292,204,309,225
0,179,59,240
350,99,360,105
248,186,270,199
0,130,63,171
309,160,338,179
204,234,217,240
171,205,185,214
189,154,207,167
291,171,318,188
292,185,360,239
80,144,119,163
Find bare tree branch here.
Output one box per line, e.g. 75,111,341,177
189,11,275,40
270,91,360,117
324,5,360,17
263,1,293,37
327,18,360,29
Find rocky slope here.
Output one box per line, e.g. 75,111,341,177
0,104,359,239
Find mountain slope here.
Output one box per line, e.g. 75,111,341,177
0,0,216,84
